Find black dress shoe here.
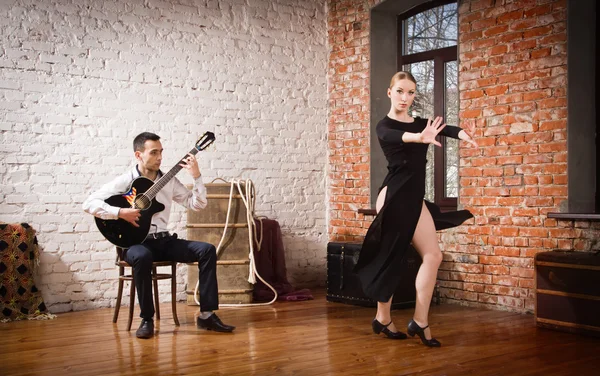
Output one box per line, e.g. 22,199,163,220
136,319,154,339
197,314,235,333
372,319,408,339
407,319,441,347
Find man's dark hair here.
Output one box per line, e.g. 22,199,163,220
133,132,160,152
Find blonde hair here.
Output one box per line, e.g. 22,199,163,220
389,71,417,89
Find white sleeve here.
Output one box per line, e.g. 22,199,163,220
171,176,208,211
82,172,133,220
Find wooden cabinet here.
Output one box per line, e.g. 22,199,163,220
535,251,600,337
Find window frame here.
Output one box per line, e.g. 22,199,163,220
397,0,459,211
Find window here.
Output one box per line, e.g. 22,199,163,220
398,1,459,211
562,0,599,214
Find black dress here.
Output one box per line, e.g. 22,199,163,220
355,116,473,302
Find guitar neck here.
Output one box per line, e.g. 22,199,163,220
145,147,200,199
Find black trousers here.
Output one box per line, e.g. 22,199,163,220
124,236,218,320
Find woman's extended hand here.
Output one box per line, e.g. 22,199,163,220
419,116,446,147
459,122,479,148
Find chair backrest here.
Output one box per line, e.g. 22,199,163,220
116,246,126,263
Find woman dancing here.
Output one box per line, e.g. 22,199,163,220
355,71,479,347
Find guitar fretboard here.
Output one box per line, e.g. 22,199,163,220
144,147,200,200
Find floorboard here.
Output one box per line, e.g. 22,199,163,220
1,291,598,375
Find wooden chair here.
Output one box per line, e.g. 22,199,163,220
113,246,180,330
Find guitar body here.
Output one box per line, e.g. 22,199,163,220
95,177,165,248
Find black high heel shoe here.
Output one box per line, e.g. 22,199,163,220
407,319,441,347
372,319,408,339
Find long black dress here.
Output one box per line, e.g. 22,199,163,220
355,116,473,302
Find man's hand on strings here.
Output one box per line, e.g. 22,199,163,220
180,153,202,179
119,208,141,227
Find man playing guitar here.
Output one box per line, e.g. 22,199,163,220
83,132,235,338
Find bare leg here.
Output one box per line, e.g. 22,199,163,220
410,201,443,340
373,187,399,332
375,186,387,214
375,295,393,327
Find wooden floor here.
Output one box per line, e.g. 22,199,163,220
1,291,599,376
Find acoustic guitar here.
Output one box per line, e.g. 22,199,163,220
95,132,215,247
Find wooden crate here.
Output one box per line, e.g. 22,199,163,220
535,251,600,337
186,182,253,305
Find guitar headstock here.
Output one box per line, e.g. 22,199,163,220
196,131,215,151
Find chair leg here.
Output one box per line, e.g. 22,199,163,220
113,267,125,323
171,262,180,326
127,274,135,331
153,265,160,320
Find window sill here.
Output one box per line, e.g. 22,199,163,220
547,213,600,221
358,208,377,216
358,205,458,216
360,211,600,221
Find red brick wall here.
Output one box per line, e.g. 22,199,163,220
452,0,569,311
327,0,600,313
328,0,379,242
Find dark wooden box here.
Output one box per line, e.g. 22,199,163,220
535,251,600,337
326,242,422,309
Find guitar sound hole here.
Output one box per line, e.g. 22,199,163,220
134,195,151,210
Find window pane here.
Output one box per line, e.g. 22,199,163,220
425,136,436,202
405,61,434,119
445,60,459,198
404,3,458,55
404,61,435,201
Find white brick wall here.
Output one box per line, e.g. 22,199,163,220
0,0,328,313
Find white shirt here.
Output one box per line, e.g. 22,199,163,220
82,166,207,233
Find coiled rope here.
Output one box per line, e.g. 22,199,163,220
193,178,278,306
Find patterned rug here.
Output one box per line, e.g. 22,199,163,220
0,223,56,322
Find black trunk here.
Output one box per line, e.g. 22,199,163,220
327,242,422,309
